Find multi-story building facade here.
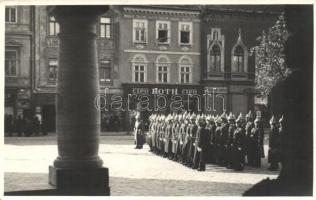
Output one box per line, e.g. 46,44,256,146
200,6,280,114
32,6,120,132
118,6,202,124
4,5,282,133
5,6,34,133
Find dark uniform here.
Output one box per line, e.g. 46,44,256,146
220,115,229,166
268,116,281,171
214,118,222,165
245,111,254,165
134,117,145,149
249,118,262,167
232,114,246,171
193,116,208,171
227,113,236,169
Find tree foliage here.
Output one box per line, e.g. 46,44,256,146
251,14,291,97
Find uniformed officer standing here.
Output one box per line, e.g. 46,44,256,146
232,113,246,171
134,114,145,149
164,115,173,158
171,114,179,160
268,115,281,171
147,114,154,152
193,115,208,171
214,116,222,165
249,117,262,167
178,113,187,163
227,113,236,169
187,114,198,168
278,115,286,168
245,110,255,165
220,113,229,166
173,114,182,161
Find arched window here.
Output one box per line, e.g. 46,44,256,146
210,45,221,72
178,56,193,84
156,55,170,83
232,46,244,72
132,54,147,83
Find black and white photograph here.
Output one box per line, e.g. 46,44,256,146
2,2,314,197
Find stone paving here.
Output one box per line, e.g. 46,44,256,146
4,134,279,196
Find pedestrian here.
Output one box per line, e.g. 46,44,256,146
268,115,281,171
33,115,41,136
24,117,33,137
16,115,24,137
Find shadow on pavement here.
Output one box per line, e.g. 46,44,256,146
5,172,253,196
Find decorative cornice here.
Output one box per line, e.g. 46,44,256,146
123,7,200,17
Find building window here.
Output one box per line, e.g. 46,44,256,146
179,65,191,84
132,55,147,82
178,56,193,83
210,45,221,72
49,16,60,36
133,20,147,43
5,7,17,23
156,21,170,44
99,60,111,82
100,17,111,38
134,64,146,83
156,55,170,83
48,59,58,80
179,22,192,45
232,46,244,72
5,50,18,76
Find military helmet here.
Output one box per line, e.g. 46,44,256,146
236,113,245,123
269,115,278,125
279,115,284,124
254,117,260,124
246,110,254,120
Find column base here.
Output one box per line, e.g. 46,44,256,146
49,165,110,195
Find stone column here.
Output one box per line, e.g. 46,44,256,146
47,6,110,195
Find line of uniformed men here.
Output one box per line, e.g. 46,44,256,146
144,110,282,171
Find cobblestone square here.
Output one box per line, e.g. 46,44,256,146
4,134,279,196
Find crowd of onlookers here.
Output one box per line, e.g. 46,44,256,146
4,114,45,137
